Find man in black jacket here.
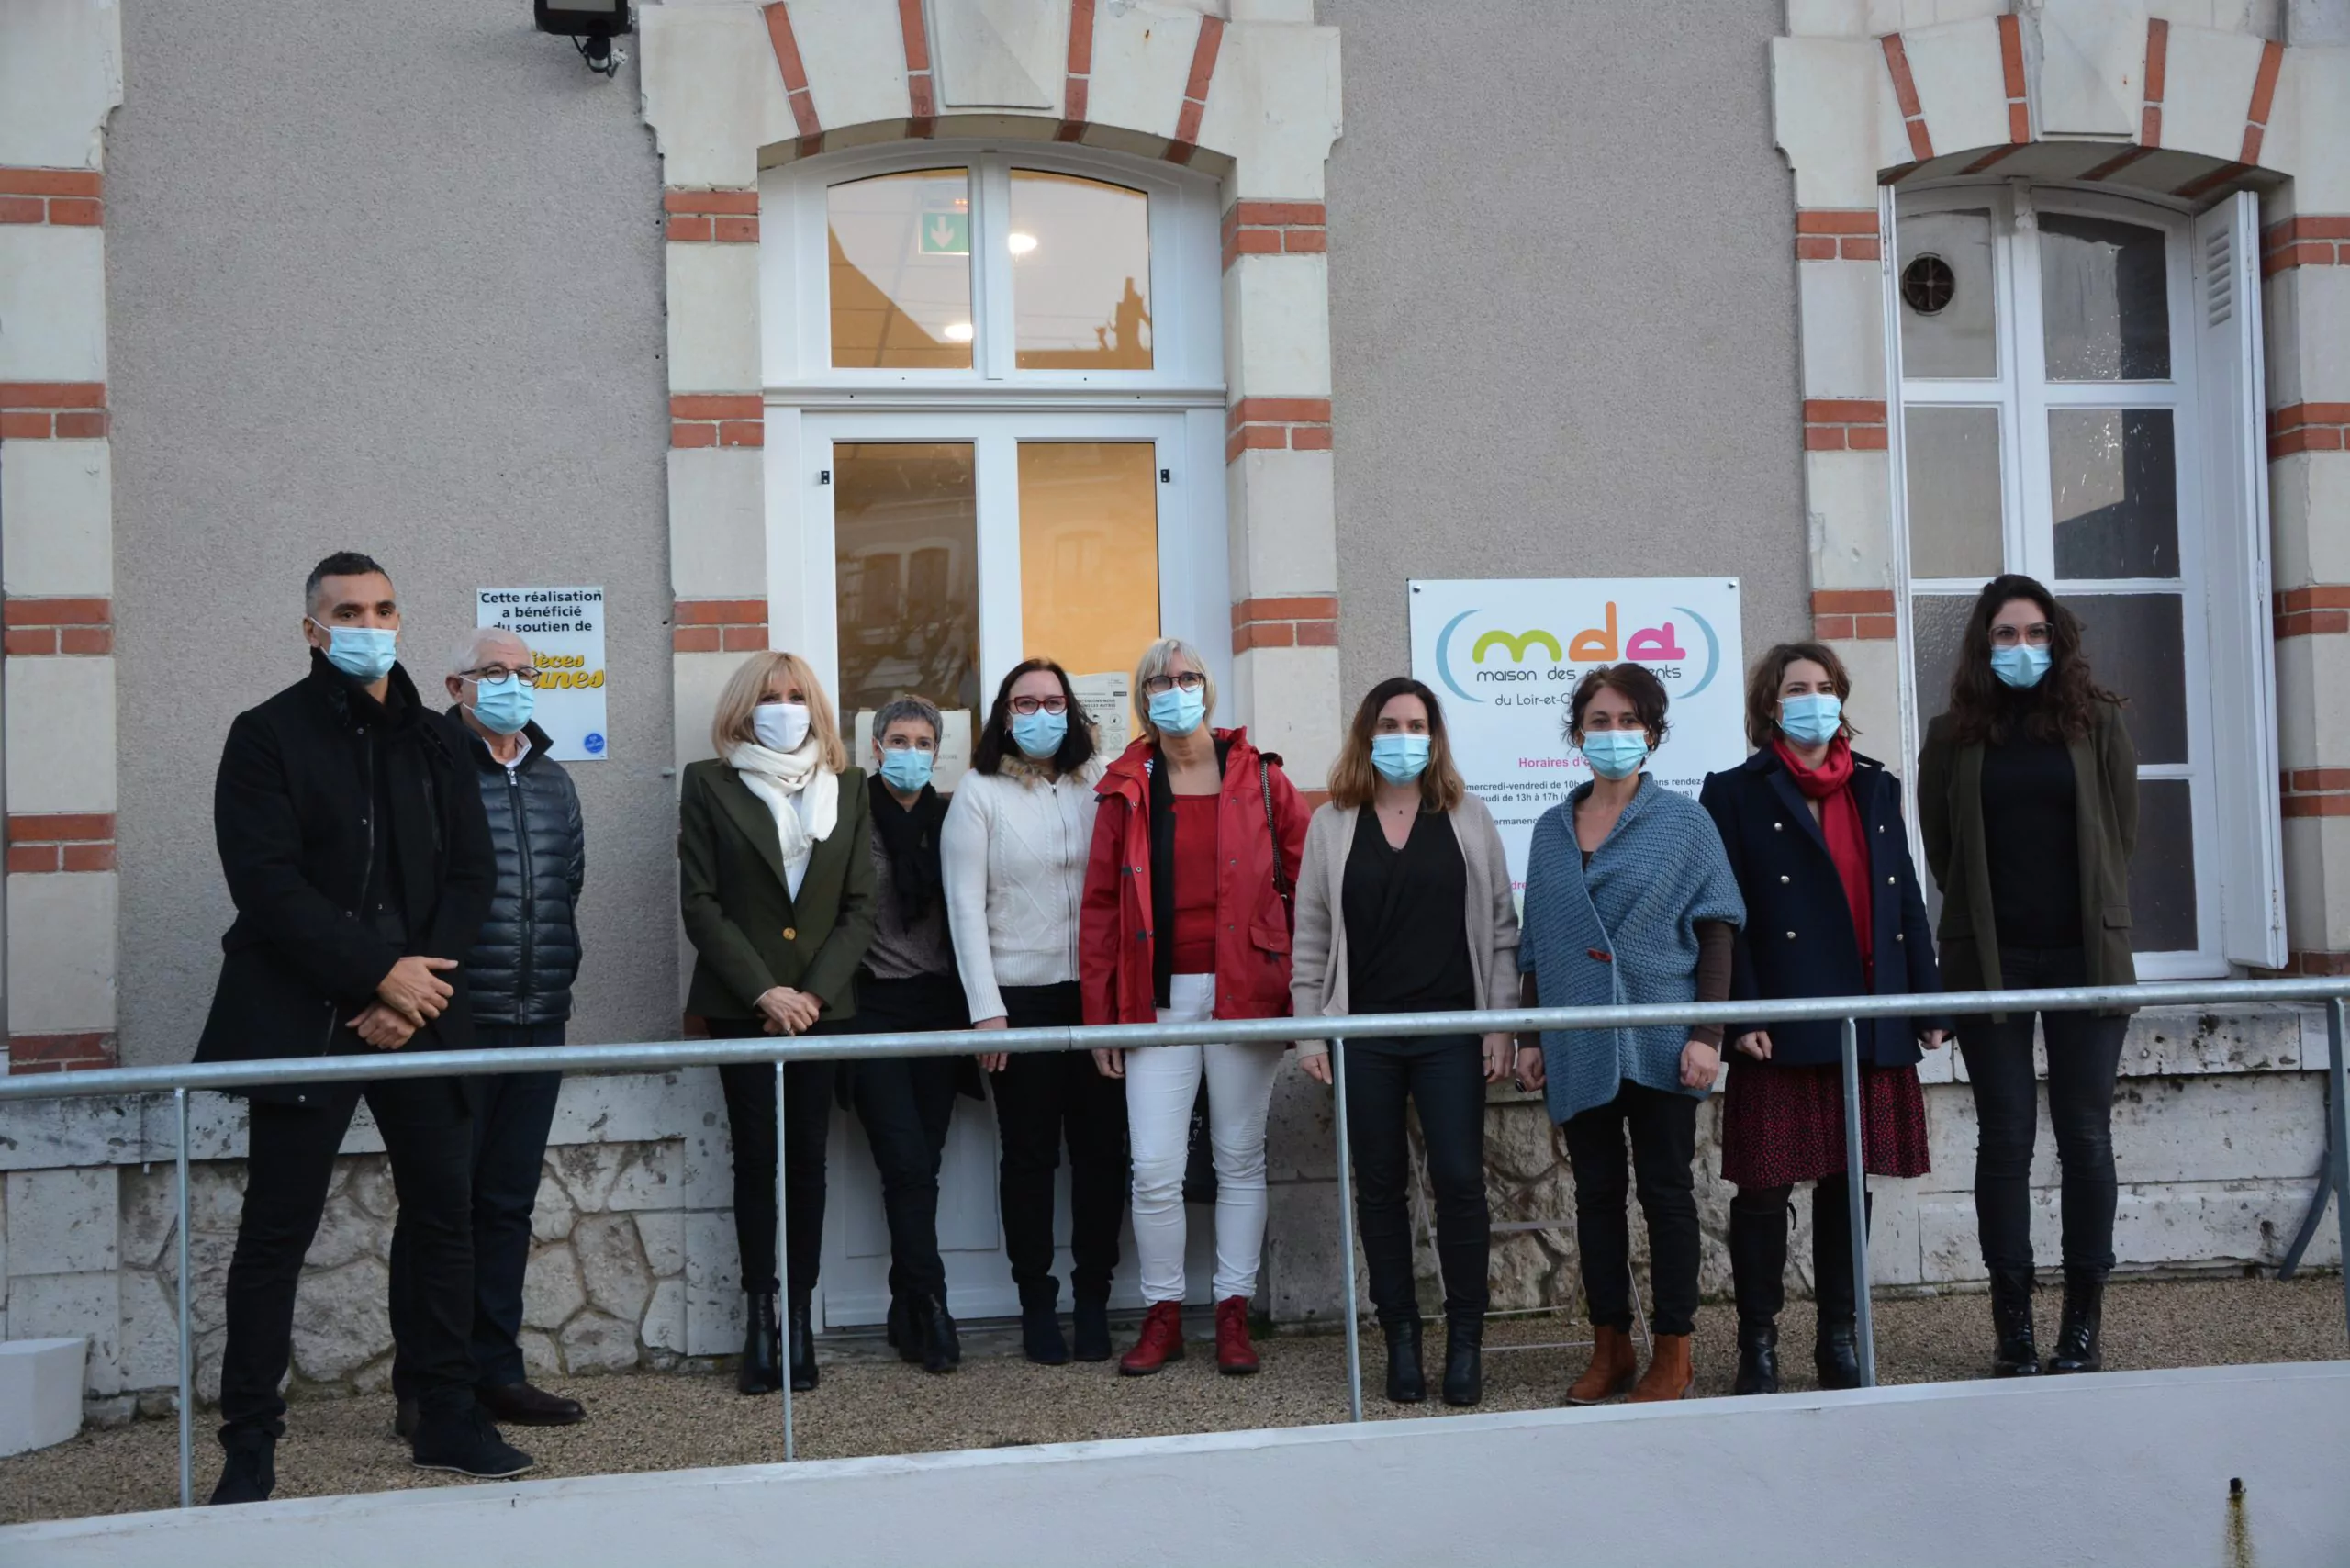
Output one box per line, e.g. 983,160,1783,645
387,625,589,1435
196,552,532,1503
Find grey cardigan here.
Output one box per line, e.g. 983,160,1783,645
1289,792,1520,1056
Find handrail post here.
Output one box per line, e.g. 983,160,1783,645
175,1087,194,1509
1839,1016,1876,1388
1330,1036,1363,1423
2331,999,2350,1346
775,1058,795,1462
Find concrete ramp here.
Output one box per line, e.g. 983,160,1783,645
6,1362,2344,1567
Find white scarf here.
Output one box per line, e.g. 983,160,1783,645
725,736,840,879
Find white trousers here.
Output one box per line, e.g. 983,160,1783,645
1126,973,1287,1305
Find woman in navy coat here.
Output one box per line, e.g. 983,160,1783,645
1698,642,1947,1396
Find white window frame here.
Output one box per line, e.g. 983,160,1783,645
1886,182,2282,979
758,140,1225,398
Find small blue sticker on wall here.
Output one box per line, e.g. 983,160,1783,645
584,733,607,756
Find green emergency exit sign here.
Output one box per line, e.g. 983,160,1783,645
918,211,969,254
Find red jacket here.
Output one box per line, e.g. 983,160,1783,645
1080,729,1312,1026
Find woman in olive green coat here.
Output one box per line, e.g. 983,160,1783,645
679,650,876,1396
1918,574,2136,1383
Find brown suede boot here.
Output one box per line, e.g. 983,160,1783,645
1628,1333,1694,1403
1566,1325,1638,1406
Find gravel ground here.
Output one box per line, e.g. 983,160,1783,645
4,1275,2343,1527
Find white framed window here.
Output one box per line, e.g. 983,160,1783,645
1886,185,2282,977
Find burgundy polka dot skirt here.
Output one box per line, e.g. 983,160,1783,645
1720,1059,1930,1190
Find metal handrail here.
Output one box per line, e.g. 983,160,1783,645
3,976,2344,1509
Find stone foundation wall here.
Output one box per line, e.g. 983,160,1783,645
0,1007,2338,1419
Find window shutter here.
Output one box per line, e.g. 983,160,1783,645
2194,191,2287,969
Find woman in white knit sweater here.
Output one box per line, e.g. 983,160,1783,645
942,658,1125,1366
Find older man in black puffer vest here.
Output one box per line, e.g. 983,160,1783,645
389,624,589,1436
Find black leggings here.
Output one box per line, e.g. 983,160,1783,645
1560,1080,1700,1336
844,973,968,1304
1341,1034,1490,1326
991,983,1128,1306
714,1019,835,1301
1954,944,2127,1276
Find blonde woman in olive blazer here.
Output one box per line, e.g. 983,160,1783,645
678,649,875,1397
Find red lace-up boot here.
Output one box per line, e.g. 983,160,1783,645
1119,1302,1187,1376
1214,1296,1260,1375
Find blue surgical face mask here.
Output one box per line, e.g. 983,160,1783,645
311,620,397,683
878,746,934,793
1011,710,1068,759
1991,644,2053,689
1581,730,1649,781
1147,684,1207,737
1778,692,1842,747
1371,734,1431,785
470,674,535,736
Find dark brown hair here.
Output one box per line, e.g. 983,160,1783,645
1742,641,1855,750
1941,573,2121,745
1565,664,1671,747
1328,677,1466,812
970,658,1098,777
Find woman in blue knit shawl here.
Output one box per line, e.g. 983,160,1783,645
1516,664,1743,1405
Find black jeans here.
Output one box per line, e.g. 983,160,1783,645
219,1077,475,1439
714,1020,837,1300
388,1023,565,1397
1955,944,2128,1277
991,982,1128,1306
1561,1079,1701,1336
845,973,968,1304
1341,1033,1490,1326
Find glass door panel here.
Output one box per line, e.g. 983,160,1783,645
832,442,980,762
1017,440,1161,681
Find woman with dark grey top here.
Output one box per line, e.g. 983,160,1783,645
1919,574,2138,1378
1517,664,1743,1406
844,694,976,1375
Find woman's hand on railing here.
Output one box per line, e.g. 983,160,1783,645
1513,1043,1545,1092
973,1014,1009,1073
1481,1032,1513,1084
1300,1049,1332,1086
1919,1027,1949,1050
1734,1030,1773,1061
1680,1038,1722,1089
1092,1047,1125,1079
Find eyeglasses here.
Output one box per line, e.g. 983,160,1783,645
1009,696,1069,716
1140,672,1206,696
464,665,543,686
1988,623,2053,648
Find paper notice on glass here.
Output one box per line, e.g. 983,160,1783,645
1071,673,1131,756
854,707,974,792
476,587,608,762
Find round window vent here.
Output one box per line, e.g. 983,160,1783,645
1901,253,1956,316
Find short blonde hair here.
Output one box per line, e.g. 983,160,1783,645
711,650,849,771
1132,636,1217,743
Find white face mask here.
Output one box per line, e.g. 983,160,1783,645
752,701,811,754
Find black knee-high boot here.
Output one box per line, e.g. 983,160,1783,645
1812,1177,1871,1390
1729,1188,1789,1396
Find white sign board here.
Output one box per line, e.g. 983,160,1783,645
1408,577,1745,892
1070,672,1133,758
476,587,609,762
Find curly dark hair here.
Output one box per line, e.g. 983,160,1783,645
1941,573,2122,745
1565,664,1671,748
969,657,1099,777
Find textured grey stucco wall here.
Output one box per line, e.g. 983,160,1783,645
107,3,677,1064
1320,0,1808,699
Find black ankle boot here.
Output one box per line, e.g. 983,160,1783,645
1021,1288,1069,1366
1071,1296,1113,1362
1441,1316,1483,1407
207,1428,276,1506
1382,1318,1425,1404
1988,1266,2041,1377
787,1296,819,1393
1815,1322,1861,1390
2046,1268,2104,1373
737,1293,782,1395
913,1294,960,1373
1733,1320,1780,1395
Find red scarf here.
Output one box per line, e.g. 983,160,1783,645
1774,736,1873,980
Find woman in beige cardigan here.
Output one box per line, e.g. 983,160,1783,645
1292,677,1519,1407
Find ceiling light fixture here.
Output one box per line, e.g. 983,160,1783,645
942,322,976,343
1007,232,1039,256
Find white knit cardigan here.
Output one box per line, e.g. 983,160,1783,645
940,756,1104,1024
